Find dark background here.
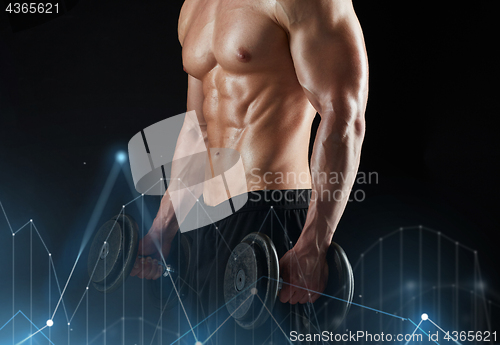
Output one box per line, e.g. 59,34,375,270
0,0,499,343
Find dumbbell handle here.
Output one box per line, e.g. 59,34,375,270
138,255,175,277
276,277,315,298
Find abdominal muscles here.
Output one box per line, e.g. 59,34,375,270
180,0,318,204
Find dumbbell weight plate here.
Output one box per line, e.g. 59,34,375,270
87,214,139,293
225,232,354,334
224,232,280,330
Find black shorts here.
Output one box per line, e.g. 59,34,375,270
181,189,311,345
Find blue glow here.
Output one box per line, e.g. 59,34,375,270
116,151,127,164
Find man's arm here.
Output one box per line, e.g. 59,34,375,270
275,0,368,304
153,75,208,233
130,74,208,280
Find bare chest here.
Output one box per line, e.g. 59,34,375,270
179,0,289,79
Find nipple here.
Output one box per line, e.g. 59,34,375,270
236,48,251,62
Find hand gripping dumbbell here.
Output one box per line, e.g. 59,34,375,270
223,232,354,332
87,214,191,309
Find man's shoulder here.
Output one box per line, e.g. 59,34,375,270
178,0,199,46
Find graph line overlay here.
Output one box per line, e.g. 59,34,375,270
1,159,497,344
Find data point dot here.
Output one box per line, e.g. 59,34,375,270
421,313,428,321
46,320,54,327
116,151,127,164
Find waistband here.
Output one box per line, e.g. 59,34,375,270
180,189,311,232
229,189,311,212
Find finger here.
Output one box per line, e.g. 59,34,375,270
144,257,156,279
137,257,148,279
296,283,313,305
290,288,305,305
310,292,321,304
279,284,292,303
130,257,141,277
299,291,312,304
289,289,302,305
153,263,163,280
145,259,159,280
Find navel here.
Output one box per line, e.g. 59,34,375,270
236,48,251,62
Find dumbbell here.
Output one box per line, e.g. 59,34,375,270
223,232,354,331
87,214,191,309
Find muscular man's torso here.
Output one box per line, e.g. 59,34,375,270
178,0,317,200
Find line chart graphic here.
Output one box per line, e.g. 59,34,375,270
0,156,498,344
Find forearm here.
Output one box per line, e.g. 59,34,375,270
298,106,365,254
153,191,179,240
